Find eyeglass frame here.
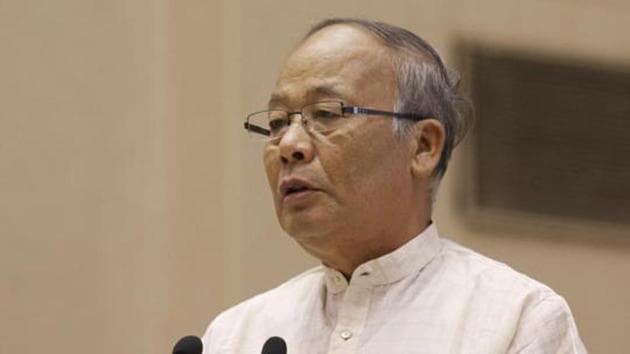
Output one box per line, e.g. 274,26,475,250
243,101,430,138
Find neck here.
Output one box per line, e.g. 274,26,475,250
300,218,432,278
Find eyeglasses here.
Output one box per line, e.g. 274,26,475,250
243,101,428,139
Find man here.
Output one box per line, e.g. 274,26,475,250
202,18,586,353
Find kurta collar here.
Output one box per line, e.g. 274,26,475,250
324,224,442,293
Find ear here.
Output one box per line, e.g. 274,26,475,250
410,119,445,179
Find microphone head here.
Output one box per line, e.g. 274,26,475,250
261,336,287,354
173,335,203,354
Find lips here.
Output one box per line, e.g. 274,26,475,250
279,178,319,199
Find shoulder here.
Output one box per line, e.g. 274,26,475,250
509,293,587,353
438,238,555,297
438,238,586,353
437,237,567,315
209,265,325,326
201,266,325,351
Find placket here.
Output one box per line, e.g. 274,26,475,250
327,270,374,354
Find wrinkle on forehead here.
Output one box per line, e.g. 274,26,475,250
269,83,344,108
271,25,398,109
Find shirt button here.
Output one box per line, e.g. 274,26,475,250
340,330,352,340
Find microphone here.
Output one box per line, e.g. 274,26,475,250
172,335,203,354
261,336,287,354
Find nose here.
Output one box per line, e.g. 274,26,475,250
277,117,315,165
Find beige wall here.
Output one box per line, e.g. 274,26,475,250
1,1,628,353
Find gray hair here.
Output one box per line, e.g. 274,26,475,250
305,18,471,188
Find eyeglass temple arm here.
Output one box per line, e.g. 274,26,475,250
342,106,427,121
244,122,271,136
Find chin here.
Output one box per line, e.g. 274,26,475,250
281,213,335,243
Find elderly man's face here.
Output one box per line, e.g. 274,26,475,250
263,25,419,256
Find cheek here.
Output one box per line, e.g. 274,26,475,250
318,133,359,196
322,125,404,197
263,148,279,195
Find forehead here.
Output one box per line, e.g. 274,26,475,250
270,25,397,108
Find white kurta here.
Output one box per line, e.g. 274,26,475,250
202,225,586,353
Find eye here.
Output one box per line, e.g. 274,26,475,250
313,109,341,120
269,118,288,133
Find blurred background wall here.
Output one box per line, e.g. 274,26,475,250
1,1,628,353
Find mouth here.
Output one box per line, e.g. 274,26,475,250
280,179,319,200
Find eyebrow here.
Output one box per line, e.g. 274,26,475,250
268,85,344,108
267,94,285,108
